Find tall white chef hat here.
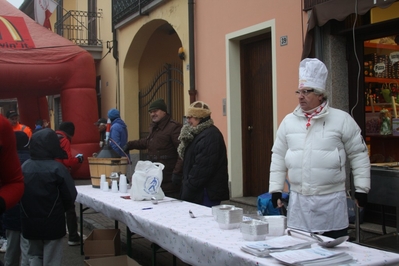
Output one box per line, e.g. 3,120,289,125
298,58,328,91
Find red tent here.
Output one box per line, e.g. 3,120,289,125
0,0,99,178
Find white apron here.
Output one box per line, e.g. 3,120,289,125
287,190,348,233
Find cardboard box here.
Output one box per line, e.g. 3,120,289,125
84,255,141,266
84,229,121,259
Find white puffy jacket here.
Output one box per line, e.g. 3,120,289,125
269,102,370,195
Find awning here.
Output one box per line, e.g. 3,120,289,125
302,0,398,59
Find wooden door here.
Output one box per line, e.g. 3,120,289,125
240,33,273,197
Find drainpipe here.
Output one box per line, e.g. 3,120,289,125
188,0,197,103
111,0,120,109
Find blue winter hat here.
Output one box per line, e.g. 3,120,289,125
108,108,120,121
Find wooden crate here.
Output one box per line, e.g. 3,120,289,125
88,157,128,188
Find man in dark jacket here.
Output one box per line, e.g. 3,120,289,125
20,128,77,265
123,99,183,198
177,101,229,206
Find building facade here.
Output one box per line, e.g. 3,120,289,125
20,1,399,203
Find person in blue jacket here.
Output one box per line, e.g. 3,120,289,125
107,108,128,156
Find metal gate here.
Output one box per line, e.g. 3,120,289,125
138,63,184,159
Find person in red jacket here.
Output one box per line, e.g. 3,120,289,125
0,114,25,213
55,122,83,171
55,121,83,246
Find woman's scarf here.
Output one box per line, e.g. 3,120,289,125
177,118,214,159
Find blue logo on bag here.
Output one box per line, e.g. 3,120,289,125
143,176,160,194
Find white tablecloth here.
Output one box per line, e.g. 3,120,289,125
76,185,399,266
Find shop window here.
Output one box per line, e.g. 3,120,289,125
364,35,399,165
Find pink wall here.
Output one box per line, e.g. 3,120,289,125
194,1,307,140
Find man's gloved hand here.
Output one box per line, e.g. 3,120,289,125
172,174,183,186
122,144,130,154
77,155,84,164
271,192,282,208
355,192,367,208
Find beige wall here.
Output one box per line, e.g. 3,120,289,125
50,0,117,122
96,0,118,119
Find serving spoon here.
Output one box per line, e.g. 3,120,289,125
189,210,196,218
287,229,349,248
188,210,213,218
150,196,181,205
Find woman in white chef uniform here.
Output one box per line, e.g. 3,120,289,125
268,58,370,238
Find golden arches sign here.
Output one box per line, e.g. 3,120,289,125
0,16,22,41
0,16,34,49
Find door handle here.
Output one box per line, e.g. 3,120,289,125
248,126,253,131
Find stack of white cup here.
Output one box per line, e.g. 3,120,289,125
100,174,106,190
119,174,128,193
102,181,109,192
111,180,118,193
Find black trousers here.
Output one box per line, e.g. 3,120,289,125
66,203,79,242
322,228,348,239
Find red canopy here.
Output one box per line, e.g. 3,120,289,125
0,0,100,178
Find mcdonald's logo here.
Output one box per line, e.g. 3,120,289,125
0,16,22,41
0,16,35,49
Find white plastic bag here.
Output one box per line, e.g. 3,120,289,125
130,160,165,201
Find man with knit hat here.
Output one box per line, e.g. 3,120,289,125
177,101,229,206
269,58,370,239
6,110,32,138
107,108,128,156
123,98,183,198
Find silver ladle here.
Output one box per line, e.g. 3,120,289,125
189,210,196,218
318,235,349,248
287,229,349,248
188,210,212,218
150,196,180,205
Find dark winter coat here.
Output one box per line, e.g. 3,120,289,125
180,123,229,204
20,128,77,240
125,114,183,195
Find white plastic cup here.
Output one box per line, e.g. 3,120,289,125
119,174,127,193
100,174,106,190
111,180,118,193
102,181,109,192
